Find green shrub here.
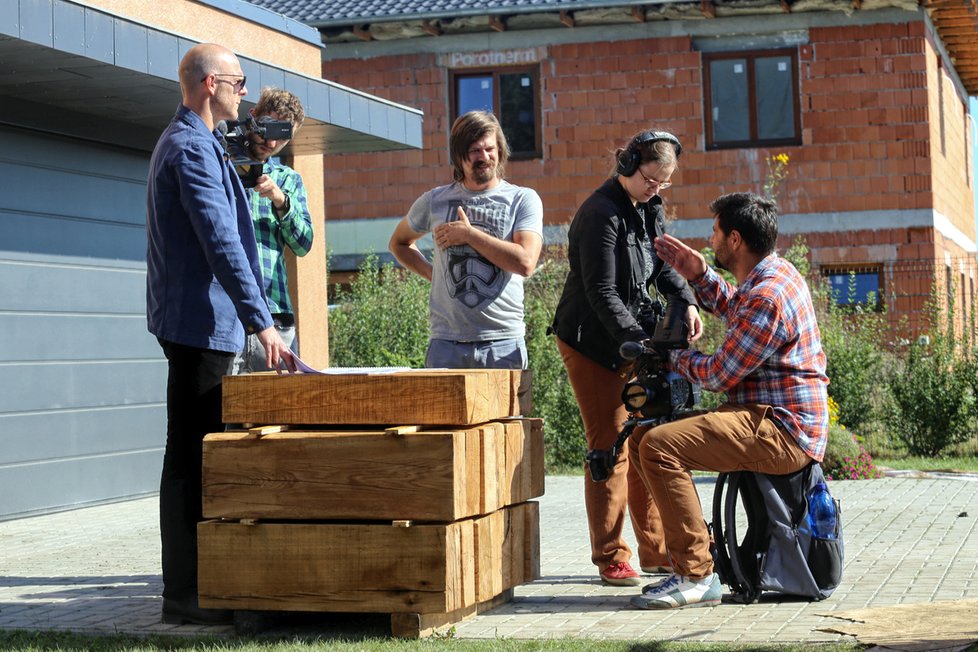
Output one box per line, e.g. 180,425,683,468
823,427,884,481
818,305,890,435
327,250,588,472
327,253,430,368
821,398,882,480
821,422,859,478
524,252,586,472
782,238,891,437
885,302,977,456
326,237,977,471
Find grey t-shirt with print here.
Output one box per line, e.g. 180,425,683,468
406,180,544,341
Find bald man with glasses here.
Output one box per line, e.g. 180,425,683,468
146,42,296,626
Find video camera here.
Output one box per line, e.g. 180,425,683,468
586,299,700,482
216,117,293,188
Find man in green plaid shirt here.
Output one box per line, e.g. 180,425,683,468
232,88,313,373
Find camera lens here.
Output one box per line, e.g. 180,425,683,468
622,382,650,411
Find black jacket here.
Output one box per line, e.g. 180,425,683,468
551,177,696,372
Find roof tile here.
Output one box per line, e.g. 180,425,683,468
245,0,624,25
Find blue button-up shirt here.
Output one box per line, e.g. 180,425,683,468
146,105,272,353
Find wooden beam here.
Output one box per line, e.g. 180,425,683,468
924,0,977,8
631,6,647,21
385,425,422,436
421,19,442,36
700,0,717,18
247,425,288,438
941,34,978,44
488,14,506,31
390,590,514,639
929,10,978,20
934,24,978,35
932,17,978,27
559,10,575,27
222,369,524,426
352,24,372,41
198,503,539,618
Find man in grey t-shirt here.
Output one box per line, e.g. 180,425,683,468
389,111,543,369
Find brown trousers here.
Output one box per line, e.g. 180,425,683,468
629,403,811,579
557,338,670,571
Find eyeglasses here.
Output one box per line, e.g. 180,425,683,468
202,73,247,90
638,169,672,190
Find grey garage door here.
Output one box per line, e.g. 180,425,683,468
0,124,166,520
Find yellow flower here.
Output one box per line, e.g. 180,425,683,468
827,395,840,426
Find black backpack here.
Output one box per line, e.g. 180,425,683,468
711,462,844,604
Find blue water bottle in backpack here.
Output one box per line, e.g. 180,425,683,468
808,482,837,540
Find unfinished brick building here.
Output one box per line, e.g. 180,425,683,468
253,0,977,336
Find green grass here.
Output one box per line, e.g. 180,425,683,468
873,455,978,473
0,631,875,652
868,437,978,473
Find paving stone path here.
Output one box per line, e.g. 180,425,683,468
1,474,976,643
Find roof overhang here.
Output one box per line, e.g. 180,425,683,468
0,0,422,154
922,0,978,95
279,0,978,96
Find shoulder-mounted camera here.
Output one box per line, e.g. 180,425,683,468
586,299,700,482
216,117,293,188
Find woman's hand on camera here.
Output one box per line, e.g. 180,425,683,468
686,304,703,344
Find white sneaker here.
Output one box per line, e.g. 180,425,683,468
630,572,722,610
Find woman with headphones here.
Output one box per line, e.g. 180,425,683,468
551,129,702,586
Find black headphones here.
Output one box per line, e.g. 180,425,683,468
616,130,683,177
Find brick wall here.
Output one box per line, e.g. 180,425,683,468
322,53,450,221
321,16,976,335
925,42,975,241
322,19,974,225
800,22,931,214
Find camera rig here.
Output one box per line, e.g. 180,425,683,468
586,300,701,482
216,117,293,188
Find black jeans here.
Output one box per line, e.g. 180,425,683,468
158,339,233,600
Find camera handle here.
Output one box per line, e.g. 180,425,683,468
607,413,675,460
586,413,677,483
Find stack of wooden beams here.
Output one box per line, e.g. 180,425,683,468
197,368,543,637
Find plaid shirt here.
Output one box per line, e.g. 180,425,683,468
247,159,313,316
670,254,829,461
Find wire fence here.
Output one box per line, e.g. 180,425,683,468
815,255,978,340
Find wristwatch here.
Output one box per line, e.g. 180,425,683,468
274,194,291,219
